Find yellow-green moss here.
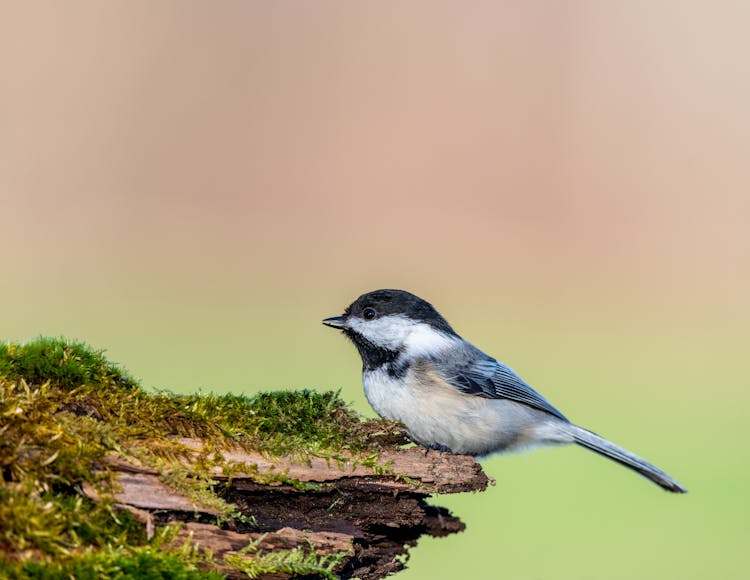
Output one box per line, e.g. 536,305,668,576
0,525,222,580
0,337,404,578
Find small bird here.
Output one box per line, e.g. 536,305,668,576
323,289,686,493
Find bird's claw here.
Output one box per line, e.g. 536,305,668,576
427,443,454,454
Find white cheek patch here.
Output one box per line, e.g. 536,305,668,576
346,314,454,355
346,315,411,350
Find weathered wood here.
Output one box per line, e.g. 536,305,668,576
175,437,489,493
85,471,220,515
83,439,489,579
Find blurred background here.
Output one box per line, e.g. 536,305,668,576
1,2,748,578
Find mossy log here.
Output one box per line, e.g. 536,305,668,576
0,337,489,580
83,441,489,579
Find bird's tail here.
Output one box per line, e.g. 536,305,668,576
564,423,687,493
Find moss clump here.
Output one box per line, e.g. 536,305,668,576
0,336,391,578
1,527,223,580
0,337,138,391
2,550,223,580
158,389,375,455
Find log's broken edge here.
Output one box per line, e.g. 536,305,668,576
82,439,489,579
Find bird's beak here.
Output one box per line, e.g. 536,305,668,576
322,316,346,329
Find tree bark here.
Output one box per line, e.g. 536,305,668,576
84,438,489,579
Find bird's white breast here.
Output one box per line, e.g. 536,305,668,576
362,365,556,455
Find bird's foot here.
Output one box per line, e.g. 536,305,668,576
427,443,454,454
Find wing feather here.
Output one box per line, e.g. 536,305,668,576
434,346,568,421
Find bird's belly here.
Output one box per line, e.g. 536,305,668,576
362,369,549,455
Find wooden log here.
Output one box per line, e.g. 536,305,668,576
175,437,489,493
83,439,490,579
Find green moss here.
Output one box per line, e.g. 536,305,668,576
2,544,223,580
0,336,402,578
0,337,138,391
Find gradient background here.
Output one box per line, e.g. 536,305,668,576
2,2,748,578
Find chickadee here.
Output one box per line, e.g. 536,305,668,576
323,289,686,493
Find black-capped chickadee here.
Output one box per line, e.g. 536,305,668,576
323,289,686,493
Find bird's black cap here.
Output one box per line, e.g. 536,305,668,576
343,289,457,335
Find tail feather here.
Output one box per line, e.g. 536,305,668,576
566,424,687,493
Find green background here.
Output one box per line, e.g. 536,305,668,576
3,2,748,578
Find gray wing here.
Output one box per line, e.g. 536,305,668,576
432,345,569,422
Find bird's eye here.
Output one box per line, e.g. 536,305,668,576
363,307,377,320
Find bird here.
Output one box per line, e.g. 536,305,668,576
323,289,686,493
